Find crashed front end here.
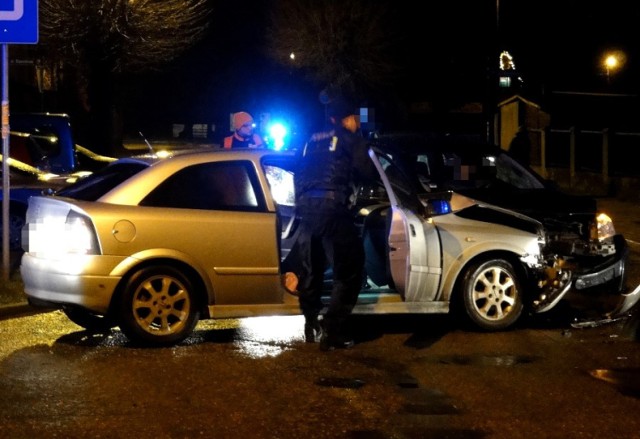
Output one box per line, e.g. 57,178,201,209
528,210,637,317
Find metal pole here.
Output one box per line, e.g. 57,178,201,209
602,128,609,185
569,126,576,184
2,43,9,281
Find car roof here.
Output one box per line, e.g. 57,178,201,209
128,147,295,166
56,148,296,202
93,148,296,204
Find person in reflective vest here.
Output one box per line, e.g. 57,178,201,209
223,111,264,149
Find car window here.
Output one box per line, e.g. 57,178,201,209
9,132,46,167
372,152,424,213
493,153,545,189
56,162,149,201
11,126,61,158
141,160,266,212
371,134,548,193
436,150,545,190
439,151,497,188
263,164,295,206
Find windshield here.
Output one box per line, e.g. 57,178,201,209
492,152,545,189
371,134,546,194
437,150,545,191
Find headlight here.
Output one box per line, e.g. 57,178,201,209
595,212,616,241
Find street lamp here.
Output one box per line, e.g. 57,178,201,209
602,51,625,84
604,54,617,83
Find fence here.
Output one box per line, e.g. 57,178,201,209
526,127,640,197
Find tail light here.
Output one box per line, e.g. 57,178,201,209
23,209,100,256
64,210,100,255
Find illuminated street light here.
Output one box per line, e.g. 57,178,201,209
602,51,625,84
604,55,617,83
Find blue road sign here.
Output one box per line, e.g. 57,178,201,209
0,0,38,44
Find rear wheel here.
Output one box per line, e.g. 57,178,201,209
118,265,200,347
460,258,523,330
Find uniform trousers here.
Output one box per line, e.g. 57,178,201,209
297,201,364,338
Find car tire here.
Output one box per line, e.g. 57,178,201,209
63,306,116,332
118,265,200,347
460,258,523,331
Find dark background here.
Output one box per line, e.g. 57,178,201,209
9,1,640,144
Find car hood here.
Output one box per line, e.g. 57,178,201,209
455,187,597,221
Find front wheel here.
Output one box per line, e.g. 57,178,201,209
117,265,200,347
460,258,524,331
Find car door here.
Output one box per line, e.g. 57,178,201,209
369,149,442,302
139,159,283,305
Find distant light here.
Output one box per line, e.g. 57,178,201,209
602,50,626,81
605,55,618,69
289,52,295,60
499,50,516,71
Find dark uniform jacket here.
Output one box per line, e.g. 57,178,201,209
295,126,377,214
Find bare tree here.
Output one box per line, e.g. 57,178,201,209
266,0,401,104
38,0,212,154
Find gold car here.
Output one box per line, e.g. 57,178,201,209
20,146,638,346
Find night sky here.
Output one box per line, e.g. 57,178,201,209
123,0,640,139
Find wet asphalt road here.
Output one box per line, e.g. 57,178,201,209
1,309,640,438
1,196,640,438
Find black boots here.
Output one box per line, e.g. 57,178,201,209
318,315,354,351
304,316,323,343
305,315,354,350
319,333,354,351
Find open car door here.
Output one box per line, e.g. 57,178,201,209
368,148,442,302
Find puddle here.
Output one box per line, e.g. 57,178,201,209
590,368,640,398
396,374,419,388
399,387,462,415
315,377,366,388
394,428,487,438
402,400,461,415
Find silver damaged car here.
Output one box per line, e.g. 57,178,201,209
20,144,639,346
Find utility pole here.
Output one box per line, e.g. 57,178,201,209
0,0,39,281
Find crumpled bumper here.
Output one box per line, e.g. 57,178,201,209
534,234,635,315
608,282,640,316
574,235,628,291
569,235,640,317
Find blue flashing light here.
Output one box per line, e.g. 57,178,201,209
429,199,452,215
267,122,288,150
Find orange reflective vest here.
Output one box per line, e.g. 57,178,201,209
223,133,264,149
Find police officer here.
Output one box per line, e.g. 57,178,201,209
295,97,378,351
